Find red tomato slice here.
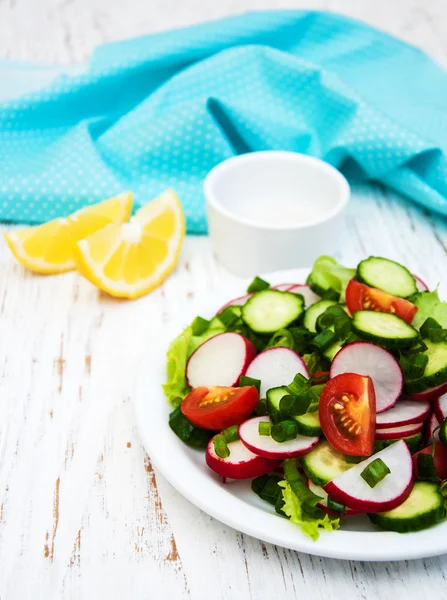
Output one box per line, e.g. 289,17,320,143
345,280,418,324
314,371,330,381
413,442,447,479
181,386,259,430
319,373,376,456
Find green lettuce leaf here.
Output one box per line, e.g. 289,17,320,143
411,290,447,330
163,321,226,406
278,481,340,541
308,256,355,302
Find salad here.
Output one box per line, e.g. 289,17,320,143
164,255,447,540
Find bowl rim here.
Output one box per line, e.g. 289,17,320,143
204,150,351,231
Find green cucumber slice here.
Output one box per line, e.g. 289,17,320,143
242,290,304,334
352,311,418,348
404,339,447,394
301,440,354,486
294,411,322,437
357,257,417,298
303,300,338,333
368,482,445,533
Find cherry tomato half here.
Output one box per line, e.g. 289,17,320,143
413,442,447,480
181,386,259,430
319,373,376,456
345,280,418,324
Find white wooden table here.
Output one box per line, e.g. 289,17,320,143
1,1,447,599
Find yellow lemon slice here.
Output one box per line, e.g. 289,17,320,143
4,192,133,274
75,189,185,299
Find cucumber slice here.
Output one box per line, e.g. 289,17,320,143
352,311,418,349
266,386,321,435
242,290,304,334
294,411,322,437
301,440,354,486
368,482,445,533
303,300,338,333
374,433,423,455
405,340,447,395
357,257,417,298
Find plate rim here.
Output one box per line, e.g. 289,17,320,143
134,268,447,562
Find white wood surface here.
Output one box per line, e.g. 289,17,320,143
1,2,447,599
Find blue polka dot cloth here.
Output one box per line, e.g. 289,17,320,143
0,11,446,232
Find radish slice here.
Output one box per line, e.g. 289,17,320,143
238,416,319,459
375,400,430,429
375,422,424,440
218,293,253,312
186,332,256,388
272,283,298,291
413,274,429,292
330,342,403,413
324,440,414,513
206,437,280,480
407,382,447,403
245,347,309,398
287,284,320,307
428,412,440,443
434,393,447,424
307,479,358,516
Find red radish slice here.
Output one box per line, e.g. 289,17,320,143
375,422,424,440
330,342,403,413
186,332,256,388
206,437,280,480
324,440,414,513
406,382,447,403
218,293,253,312
272,283,298,291
428,412,440,443
287,284,320,306
375,400,430,429
245,346,309,398
238,416,319,459
413,274,429,292
307,479,358,516
434,393,447,424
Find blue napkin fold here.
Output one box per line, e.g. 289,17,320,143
1,10,446,231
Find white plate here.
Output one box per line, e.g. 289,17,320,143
134,268,447,561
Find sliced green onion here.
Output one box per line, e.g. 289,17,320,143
279,393,312,417
258,421,272,436
327,496,346,514
247,276,270,293
400,352,428,381
360,458,391,488
222,425,240,443
191,316,210,336
417,453,438,481
312,329,337,351
218,306,241,328
283,458,324,518
266,328,295,351
255,397,268,416
271,420,298,443
286,373,309,396
239,375,261,394
213,434,230,458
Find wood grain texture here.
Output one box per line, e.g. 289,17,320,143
0,1,447,599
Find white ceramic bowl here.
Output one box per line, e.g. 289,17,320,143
204,151,350,276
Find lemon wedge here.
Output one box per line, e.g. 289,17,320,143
75,189,185,299
4,192,133,274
